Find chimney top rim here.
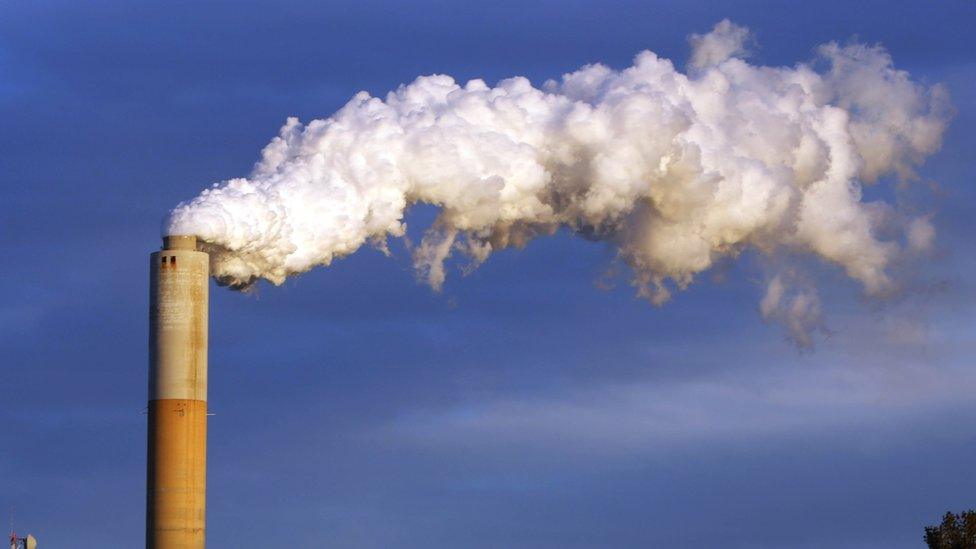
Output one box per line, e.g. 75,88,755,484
162,235,198,251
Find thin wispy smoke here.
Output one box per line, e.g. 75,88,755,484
167,20,949,346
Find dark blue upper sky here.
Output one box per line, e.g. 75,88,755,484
1,1,974,547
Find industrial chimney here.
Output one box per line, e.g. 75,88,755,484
147,235,209,548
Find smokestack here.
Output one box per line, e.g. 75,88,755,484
147,235,209,548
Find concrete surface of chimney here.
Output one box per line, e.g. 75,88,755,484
147,235,208,548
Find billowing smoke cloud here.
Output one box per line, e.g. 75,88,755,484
167,20,949,346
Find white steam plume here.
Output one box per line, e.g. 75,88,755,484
167,20,949,345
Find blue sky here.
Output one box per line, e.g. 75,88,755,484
1,1,974,547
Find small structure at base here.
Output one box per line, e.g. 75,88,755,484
9,533,37,549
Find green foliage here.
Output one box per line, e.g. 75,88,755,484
924,510,976,549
